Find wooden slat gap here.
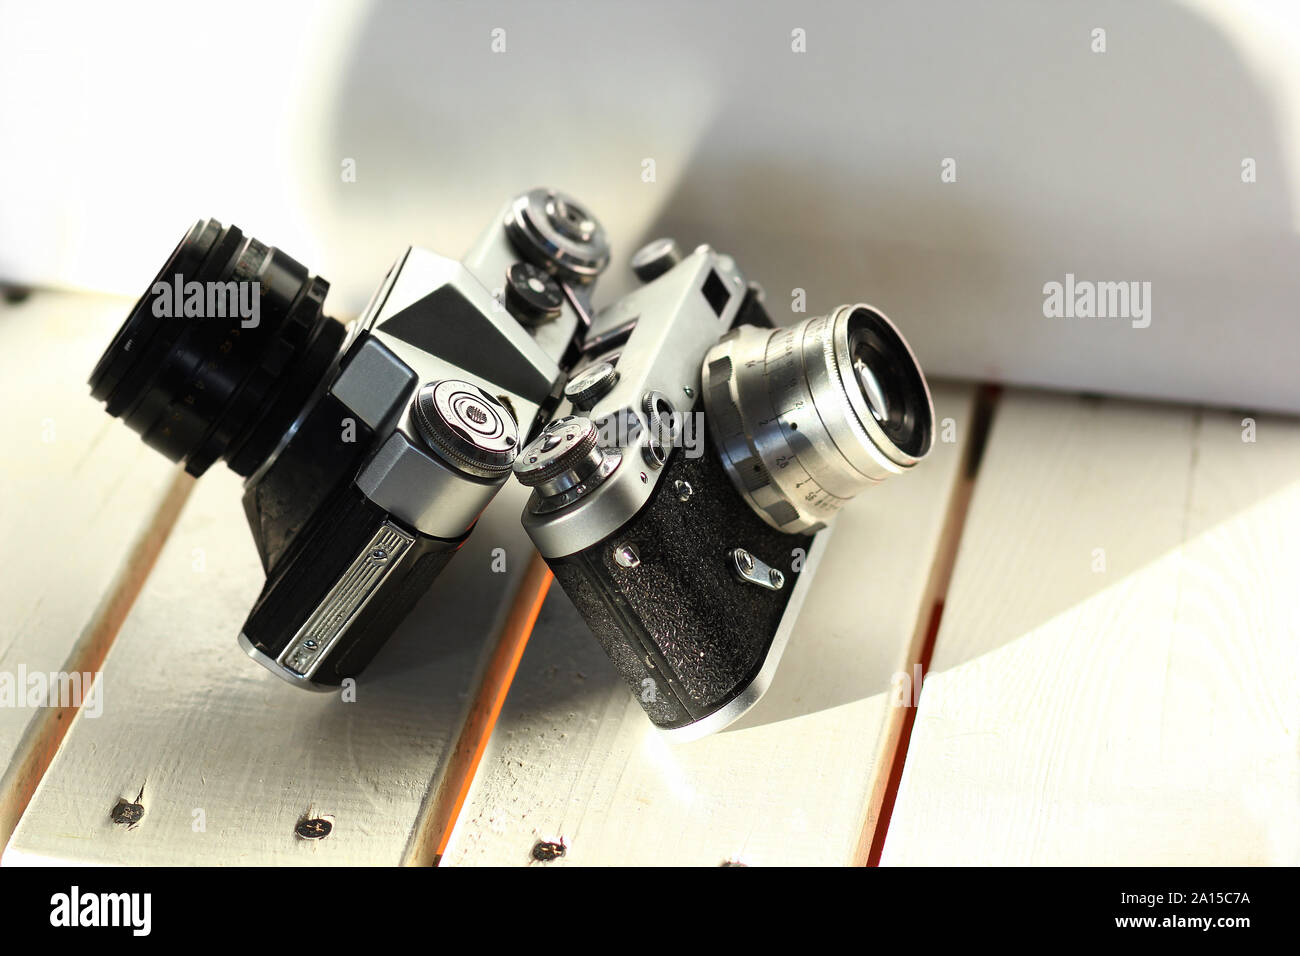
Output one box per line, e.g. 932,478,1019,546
405,553,554,866
858,383,1001,865
0,467,193,851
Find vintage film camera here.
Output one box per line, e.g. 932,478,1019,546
89,188,607,688
513,239,934,739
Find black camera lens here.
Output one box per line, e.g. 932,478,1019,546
89,219,347,477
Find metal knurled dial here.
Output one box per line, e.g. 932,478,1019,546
563,361,619,411
412,380,519,479
513,416,601,488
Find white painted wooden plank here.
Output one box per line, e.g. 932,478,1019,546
3,462,542,865
0,291,185,845
881,392,1300,865
442,383,978,867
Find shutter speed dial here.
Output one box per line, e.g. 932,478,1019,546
412,380,518,480
563,360,619,411
514,415,621,510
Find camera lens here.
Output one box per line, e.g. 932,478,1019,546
701,304,933,534
88,219,346,477
839,308,931,460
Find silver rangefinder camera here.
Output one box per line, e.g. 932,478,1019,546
513,239,935,739
89,188,607,689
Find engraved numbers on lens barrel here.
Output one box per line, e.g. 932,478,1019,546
764,320,842,518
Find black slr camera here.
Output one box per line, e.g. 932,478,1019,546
89,188,607,688
513,239,934,739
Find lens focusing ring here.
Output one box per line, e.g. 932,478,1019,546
700,304,934,534
412,380,519,479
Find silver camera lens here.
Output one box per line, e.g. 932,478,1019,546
701,304,934,534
